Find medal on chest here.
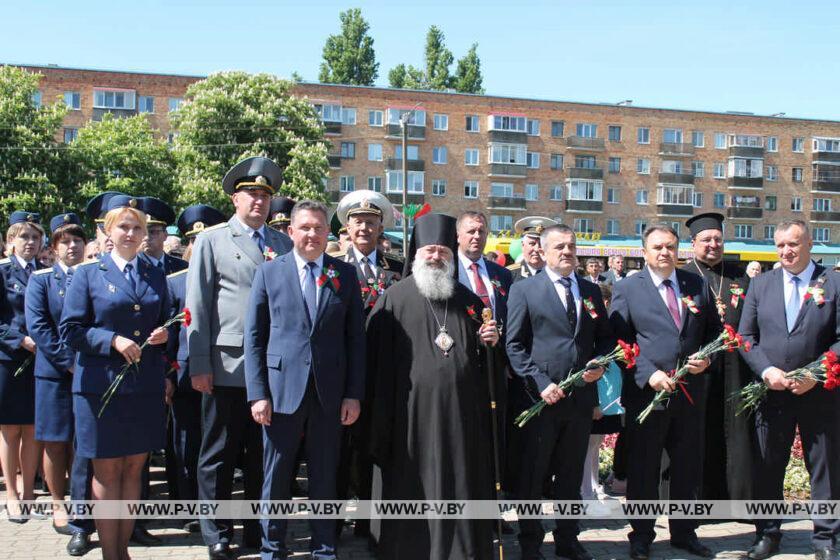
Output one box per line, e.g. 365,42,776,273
426,298,453,357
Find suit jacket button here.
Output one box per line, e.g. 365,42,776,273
134,304,141,311
133,330,141,337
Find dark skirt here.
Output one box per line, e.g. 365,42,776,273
74,392,165,459
35,376,74,442
0,358,36,424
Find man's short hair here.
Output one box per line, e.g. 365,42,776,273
456,211,487,229
290,200,329,224
776,219,810,239
642,223,679,247
585,257,601,267
539,223,576,247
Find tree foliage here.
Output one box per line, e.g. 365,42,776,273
318,8,379,86
453,43,485,94
424,26,454,91
387,27,484,94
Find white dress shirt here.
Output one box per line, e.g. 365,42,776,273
235,216,268,245
457,251,496,308
782,260,815,313
293,250,325,306
13,254,35,271
352,247,378,277
109,252,140,285
647,266,683,321
544,267,582,319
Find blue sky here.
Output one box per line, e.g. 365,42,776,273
3,0,839,120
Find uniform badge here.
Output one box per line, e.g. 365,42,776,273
12,283,21,293
108,284,116,293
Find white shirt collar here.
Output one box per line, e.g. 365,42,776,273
353,246,377,266
647,266,679,289
544,267,577,286
13,254,35,270
782,260,815,284
235,216,267,239
109,252,138,273
57,261,70,274
293,249,325,272
458,250,486,273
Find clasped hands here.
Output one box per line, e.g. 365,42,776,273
540,360,605,405
762,366,817,395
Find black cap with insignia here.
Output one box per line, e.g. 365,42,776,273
686,212,725,238
141,197,176,226
49,212,82,233
222,156,282,195
177,204,226,237
268,197,295,226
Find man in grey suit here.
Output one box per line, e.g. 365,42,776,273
602,255,626,285
186,157,293,560
738,220,840,560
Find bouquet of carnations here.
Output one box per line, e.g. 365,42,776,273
637,324,749,423
98,308,191,417
515,340,640,428
735,350,840,415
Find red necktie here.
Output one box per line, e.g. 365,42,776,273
470,262,492,309
662,278,682,329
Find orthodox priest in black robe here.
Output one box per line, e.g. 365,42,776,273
367,214,500,560
682,213,753,501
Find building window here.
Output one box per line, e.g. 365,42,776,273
465,115,479,132
636,189,649,205
339,176,356,192
526,152,540,169
661,160,685,174
465,148,479,166
464,180,478,198
792,167,803,182
734,224,753,239
766,165,778,181
575,155,597,169
63,91,81,110
607,188,620,204
32,90,42,108
491,183,514,197
367,143,382,161
168,97,182,112
814,198,832,212
657,184,694,206
791,196,802,212
814,228,831,243
567,179,603,201
635,220,648,236
432,179,447,197
367,176,382,192
766,136,778,152
792,137,805,152
636,158,650,174
368,110,383,127
550,154,564,170
692,131,705,148
764,225,776,240
663,128,683,144
490,215,513,232
729,158,763,178
728,134,764,148
609,157,621,173
693,192,704,208
693,161,705,177
551,121,565,138
63,128,78,144
433,146,448,164
606,219,619,235
315,103,342,122
490,115,527,132
637,127,650,144
714,133,727,149
340,142,355,159
489,143,527,165
341,108,357,125
549,185,563,201
93,88,136,110
765,195,777,211
138,96,154,113
608,125,622,142
527,119,540,136
524,184,539,201
813,138,840,152
713,163,726,179
714,193,725,208
574,218,594,234
576,123,597,138
387,108,425,126
433,114,448,130
394,145,419,160
387,170,425,193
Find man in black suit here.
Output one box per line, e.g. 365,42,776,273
507,224,615,560
738,220,840,560
609,223,719,560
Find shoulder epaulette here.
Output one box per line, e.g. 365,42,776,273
33,268,52,276
77,259,100,267
327,249,347,258
0,258,10,266
507,263,522,272
167,268,188,279
201,223,229,233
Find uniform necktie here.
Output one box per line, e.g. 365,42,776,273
470,262,492,309
559,276,577,332
65,267,74,289
304,262,318,323
786,276,801,332
361,256,375,283
253,230,265,254
124,263,137,293
662,278,682,330
24,263,33,278
156,260,164,272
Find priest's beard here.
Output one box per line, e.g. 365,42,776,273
413,257,455,301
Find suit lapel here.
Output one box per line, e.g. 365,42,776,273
314,259,334,326
574,274,588,337
228,218,264,265
101,254,139,302
677,270,692,335
540,270,573,336
793,263,824,331
135,258,152,301
280,254,310,329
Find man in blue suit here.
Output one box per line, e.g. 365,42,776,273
245,200,365,560
609,223,719,560
738,220,840,560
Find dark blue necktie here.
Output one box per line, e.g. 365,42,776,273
253,230,266,254
65,267,74,289
24,263,33,278
304,262,318,323
124,263,137,293
559,276,577,332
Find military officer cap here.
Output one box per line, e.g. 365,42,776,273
49,212,82,233
222,156,282,195
9,211,41,226
141,197,176,226
686,212,725,238
330,212,347,238
268,197,295,227
514,216,559,238
105,194,144,213
85,191,126,224
336,189,394,227
177,204,226,237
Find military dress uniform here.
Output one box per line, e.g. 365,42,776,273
0,211,46,425
140,196,188,275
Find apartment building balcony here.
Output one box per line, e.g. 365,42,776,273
810,211,840,223
659,143,695,157
566,136,605,151
92,108,137,121
729,146,764,158
385,192,425,205
813,151,840,164
565,200,603,213
386,158,425,172
488,196,527,210
327,155,342,169
385,123,426,140
656,204,694,217
489,129,528,143
727,207,763,219
568,167,604,180
728,176,764,189
489,163,527,177
813,166,840,193
657,172,695,185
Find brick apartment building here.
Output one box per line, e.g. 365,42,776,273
13,64,840,244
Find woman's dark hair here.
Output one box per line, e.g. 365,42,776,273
50,224,88,248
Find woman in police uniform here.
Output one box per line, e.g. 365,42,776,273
0,211,46,522
60,196,170,560
24,213,87,533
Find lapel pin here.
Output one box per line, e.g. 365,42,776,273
108,284,116,293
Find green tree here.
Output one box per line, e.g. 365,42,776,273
171,71,329,211
387,63,424,90
424,26,454,90
452,43,484,94
318,8,379,86
0,66,69,219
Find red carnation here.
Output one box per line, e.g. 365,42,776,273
743,341,752,352
182,307,192,328
825,351,838,365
